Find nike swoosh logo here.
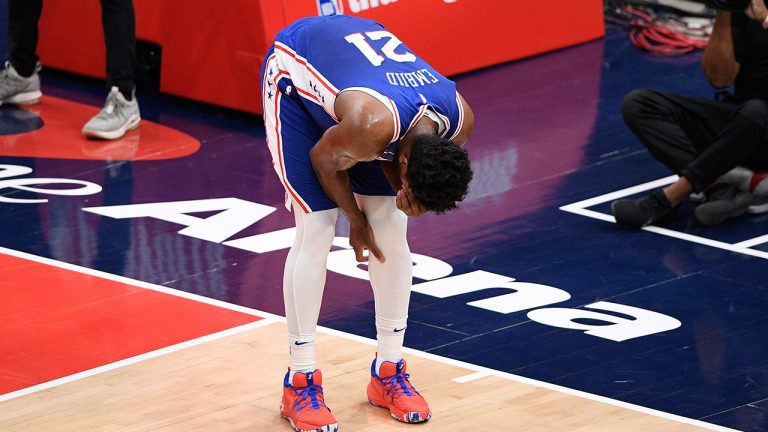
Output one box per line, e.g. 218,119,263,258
394,327,406,333
294,341,310,346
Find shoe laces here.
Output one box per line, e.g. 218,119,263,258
379,372,418,401
0,62,12,84
292,383,327,412
645,191,670,211
98,90,121,118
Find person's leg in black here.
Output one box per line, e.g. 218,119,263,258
82,0,140,140
621,89,739,180
100,0,136,100
1,0,43,105
612,89,740,226
684,98,768,188
8,0,43,77
689,99,768,225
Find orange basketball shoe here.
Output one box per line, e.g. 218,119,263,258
280,369,338,432
366,359,431,423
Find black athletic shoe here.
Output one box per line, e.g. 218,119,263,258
693,183,751,226
611,189,673,227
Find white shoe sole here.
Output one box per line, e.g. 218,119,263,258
281,414,338,432
82,114,141,140
1,90,42,106
748,202,768,214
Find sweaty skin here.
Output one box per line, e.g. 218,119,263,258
309,90,474,263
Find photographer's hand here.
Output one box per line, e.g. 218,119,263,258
746,0,768,22
702,10,739,88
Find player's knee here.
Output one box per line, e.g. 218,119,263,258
302,211,337,245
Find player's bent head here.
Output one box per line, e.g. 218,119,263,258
407,134,473,214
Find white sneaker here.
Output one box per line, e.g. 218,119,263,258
82,86,141,140
0,61,42,106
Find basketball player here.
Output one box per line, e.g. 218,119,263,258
261,15,474,432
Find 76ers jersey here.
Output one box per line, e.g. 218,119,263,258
270,15,466,161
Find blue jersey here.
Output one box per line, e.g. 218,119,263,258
270,15,466,161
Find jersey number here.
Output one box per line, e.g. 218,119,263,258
344,31,416,66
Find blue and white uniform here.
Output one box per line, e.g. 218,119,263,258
261,15,466,212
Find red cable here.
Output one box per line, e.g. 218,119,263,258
623,5,709,55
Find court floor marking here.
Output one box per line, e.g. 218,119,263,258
0,319,275,404
560,175,768,260
0,246,738,432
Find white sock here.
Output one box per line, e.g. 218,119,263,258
375,317,407,374
288,365,316,383
283,202,338,376
355,195,412,375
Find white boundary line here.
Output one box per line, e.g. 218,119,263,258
318,327,740,432
0,247,739,431
0,246,282,320
560,177,768,260
561,175,679,210
735,233,768,249
452,371,489,383
0,320,275,403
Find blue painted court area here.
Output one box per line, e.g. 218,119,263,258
1,27,767,431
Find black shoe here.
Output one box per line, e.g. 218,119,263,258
611,189,673,227
694,183,751,226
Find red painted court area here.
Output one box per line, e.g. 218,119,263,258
0,96,200,161
0,251,261,396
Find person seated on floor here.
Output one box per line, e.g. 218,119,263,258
611,0,768,227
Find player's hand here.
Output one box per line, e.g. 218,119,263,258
396,187,428,217
349,219,385,263
746,0,768,22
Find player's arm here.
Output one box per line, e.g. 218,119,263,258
381,161,402,191
381,159,428,216
701,10,740,88
309,91,394,262
452,92,475,146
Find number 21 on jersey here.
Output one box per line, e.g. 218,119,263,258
345,31,417,66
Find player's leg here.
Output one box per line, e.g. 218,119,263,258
355,194,411,365
283,202,337,372
350,163,431,423
262,49,338,432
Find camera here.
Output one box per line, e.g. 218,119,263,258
704,0,765,10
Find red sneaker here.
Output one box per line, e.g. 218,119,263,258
280,369,338,432
748,171,768,214
366,359,431,423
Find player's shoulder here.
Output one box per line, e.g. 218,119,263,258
336,90,396,145
337,91,393,127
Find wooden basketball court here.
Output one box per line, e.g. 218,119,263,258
0,253,723,432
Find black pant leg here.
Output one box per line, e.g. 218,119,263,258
621,89,740,191
8,0,43,77
100,0,136,97
684,99,768,188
